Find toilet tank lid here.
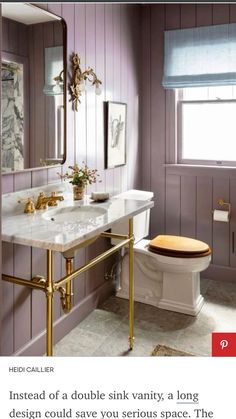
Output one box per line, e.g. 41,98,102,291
113,189,154,201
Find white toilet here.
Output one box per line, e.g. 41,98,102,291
112,190,211,316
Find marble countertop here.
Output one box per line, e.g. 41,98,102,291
2,184,154,252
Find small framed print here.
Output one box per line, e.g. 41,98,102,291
105,101,127,169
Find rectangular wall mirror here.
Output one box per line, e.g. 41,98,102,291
1,3,67,173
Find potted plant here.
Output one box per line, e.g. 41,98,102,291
60,162,100,200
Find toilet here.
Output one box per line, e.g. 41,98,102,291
112,190,211,316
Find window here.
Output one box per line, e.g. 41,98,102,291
177,86,236,166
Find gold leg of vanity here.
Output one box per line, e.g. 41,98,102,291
46,249,54,356
2,228,135,356
128,218,135,350
64,257,74,313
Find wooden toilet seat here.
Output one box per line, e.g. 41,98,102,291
148,235,211,258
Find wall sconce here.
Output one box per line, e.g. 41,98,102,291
69,53,102,111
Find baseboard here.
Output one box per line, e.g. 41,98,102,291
14,281,113,356
203,264,236,283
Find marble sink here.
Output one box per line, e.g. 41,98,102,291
2,182,154,252
42,205,107,223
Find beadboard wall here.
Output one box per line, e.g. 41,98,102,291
141,3,236,282
1,3,141,355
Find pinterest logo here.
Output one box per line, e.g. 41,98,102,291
212,333,236,356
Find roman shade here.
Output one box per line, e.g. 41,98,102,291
162,23,236,88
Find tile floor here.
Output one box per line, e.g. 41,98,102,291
54,278,236,356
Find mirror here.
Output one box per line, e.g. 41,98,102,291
1,3,67,173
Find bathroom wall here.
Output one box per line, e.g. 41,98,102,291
141,3,236,282
0,4,2,345
1,3,141,355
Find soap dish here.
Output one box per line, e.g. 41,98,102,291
90,192,110,202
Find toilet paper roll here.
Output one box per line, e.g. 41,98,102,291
213,209,230,222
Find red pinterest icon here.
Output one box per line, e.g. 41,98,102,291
212,333,236,356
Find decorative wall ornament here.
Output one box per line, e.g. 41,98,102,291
105,102,127,169
69,53,102,111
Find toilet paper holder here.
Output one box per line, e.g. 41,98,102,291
217,199,231,215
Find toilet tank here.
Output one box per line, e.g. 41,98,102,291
111,189,154,244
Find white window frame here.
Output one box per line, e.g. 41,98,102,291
177,96,236,167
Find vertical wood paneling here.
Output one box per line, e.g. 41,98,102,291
0,3,2,350
85,5,96,198
95,4,106,190
75,4,86,165
105,5,114,194
165,4,180,30
165,174,181,235
180,175,196,238
31,248,46,338
13,174,32,351
164,7,180,169
120,5,129,192
62,3,75,168
212,178,230,266
1,3,142,355
230,5,236,23
150,5,165,236
141,5,151,191
1,243,14,355
196,4,213,26
113,4,122,194
2,174,14,193
129,5,140,190
73,4,87,306
13,245,31,352
180,4,196,28
32,169,48,188
196,176,213,249
213,4,230,24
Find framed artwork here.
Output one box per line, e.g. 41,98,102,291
105,101,127,169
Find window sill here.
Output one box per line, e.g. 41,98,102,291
164,164,236,177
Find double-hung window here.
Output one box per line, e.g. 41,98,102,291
163,23,236,166
177,86,236,165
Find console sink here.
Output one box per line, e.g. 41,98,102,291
42,205,107,223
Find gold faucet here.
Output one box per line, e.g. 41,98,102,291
35,192,64,210
18,197,36,214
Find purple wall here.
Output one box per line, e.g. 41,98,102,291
0,4,2,346
1,3,141,355
141,3,236,283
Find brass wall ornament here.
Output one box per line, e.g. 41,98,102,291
69,53,102,111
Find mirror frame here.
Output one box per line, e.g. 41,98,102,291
1,3,67,175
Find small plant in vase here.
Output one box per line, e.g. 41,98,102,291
60,162,100,200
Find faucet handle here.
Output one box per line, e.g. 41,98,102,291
18,197,35,214
48,191,64,206
35,192,47,210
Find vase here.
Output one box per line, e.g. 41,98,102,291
73,185,85,200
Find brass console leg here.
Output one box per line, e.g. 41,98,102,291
128,218,135,350
64,258,74,313
46,249,54,356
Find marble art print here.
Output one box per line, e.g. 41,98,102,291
1,62,24,172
